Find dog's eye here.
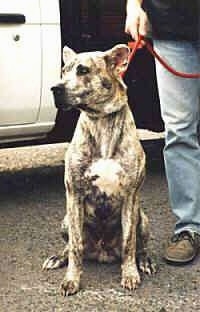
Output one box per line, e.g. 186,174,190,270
76,64,90,76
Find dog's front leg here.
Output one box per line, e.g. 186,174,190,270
121,192,141,290
60,190,84,296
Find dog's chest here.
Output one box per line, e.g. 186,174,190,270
84,158,125,222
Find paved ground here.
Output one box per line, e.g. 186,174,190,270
0,143,200,312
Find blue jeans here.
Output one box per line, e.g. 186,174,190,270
154,39,200,235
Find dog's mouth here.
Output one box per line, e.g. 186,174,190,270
76,103,98,113
51,84,97,112
52,95,73,111
52,96,97,114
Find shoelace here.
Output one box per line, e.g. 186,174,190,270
171,231,196,246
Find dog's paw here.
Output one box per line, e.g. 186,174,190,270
137,255,157,275
60,279,80,296
121,272,141,290
42,255,67,270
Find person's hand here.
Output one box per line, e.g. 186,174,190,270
125,4,150,42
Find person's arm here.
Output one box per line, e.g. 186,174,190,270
125,0,150,41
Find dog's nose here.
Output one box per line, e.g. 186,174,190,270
51,84,65,95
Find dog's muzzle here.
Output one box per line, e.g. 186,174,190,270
51,84,72,111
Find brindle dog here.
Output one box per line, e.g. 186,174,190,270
43,44,156,296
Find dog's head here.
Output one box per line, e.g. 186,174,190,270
51,44,130,116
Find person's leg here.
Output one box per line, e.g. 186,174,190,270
153,40,200,264
154,40,200,236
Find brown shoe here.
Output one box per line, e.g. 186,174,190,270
164,231,200,265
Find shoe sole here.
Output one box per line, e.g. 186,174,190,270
163,253,197,266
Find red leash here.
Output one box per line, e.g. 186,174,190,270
121,35,200,79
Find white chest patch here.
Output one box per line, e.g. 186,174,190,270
86,158,124,197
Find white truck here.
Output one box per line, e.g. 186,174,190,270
0,0,163,147
0,0,61,145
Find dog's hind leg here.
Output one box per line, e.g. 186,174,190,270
42,215,69,270
136,209,156,274
42,246,68,270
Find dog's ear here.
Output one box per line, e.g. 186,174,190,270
104,44,130,75
63,46,76,64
